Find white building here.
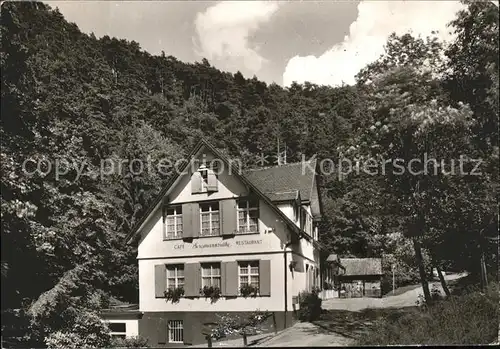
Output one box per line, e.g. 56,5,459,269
103,138,328,346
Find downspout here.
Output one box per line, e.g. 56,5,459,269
284,241,291,329
284,233,303,329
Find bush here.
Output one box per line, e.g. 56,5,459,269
45,312,111,349
213,310,271,343
110,336,149,348
359,282,500,345
297,287,322,322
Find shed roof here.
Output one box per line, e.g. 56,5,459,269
339,258,383,276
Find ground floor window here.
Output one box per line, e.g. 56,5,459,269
108,322,126,338
166,264,184,290
201,262,221,288
168,320,184,343
238,261,259,289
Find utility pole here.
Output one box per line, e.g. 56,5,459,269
392,263,395,295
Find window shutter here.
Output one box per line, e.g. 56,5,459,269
221,199,237,235
222,261,238,296
184,263,201,297
191,171,203,193
305,264,309,291
206,168,218,192
155,264,166,298
157,318,167,344
162,205,166,238
192,203,200,237
182,203,200,238
259,259,271,296
220,263,226,295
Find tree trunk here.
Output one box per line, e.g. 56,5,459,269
436,265,451,297
413,238,432,304
243,332,248,346
206,335,212,348
480,251,488,291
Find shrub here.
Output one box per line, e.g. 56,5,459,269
110,335,149,348
213,310,271,345
45,312,111,349
359,282,500,345
297,288,322,322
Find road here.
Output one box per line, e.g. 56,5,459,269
255,273,468,347
194,273,468,347
322,272,467,312
254,322,354,347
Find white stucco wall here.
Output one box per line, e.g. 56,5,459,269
139,253,291,313
136,145,320,314
137,198,291,259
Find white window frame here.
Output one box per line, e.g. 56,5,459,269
168,320,184,343
199,161,219,191
200,167,209,189
237,199,259,234
201,263,221,288
165,206,183,239
166,265,184,290
238,261,260,292
107,322,126,339
200,202,220,236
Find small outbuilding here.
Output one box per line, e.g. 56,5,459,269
337,258,383,298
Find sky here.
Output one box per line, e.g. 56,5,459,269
44,1,468,87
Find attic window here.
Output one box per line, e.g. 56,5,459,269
192,163,218,194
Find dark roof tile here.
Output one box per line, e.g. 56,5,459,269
263,190,300,202
243,160,316,202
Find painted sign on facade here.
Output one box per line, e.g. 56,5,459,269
173,239,263,250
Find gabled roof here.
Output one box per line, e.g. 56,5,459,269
264,190,300,202
125,138,327,252
243,159,317,203
339,258,383,276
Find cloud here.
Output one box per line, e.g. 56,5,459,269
194,1,280,76
283,1,466,87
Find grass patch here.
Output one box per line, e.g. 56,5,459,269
358,282,499,345
315,307,415,340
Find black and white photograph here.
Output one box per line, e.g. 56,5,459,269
1,0,498,347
